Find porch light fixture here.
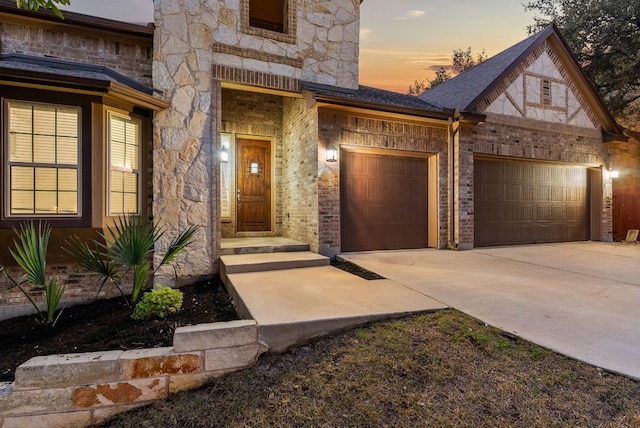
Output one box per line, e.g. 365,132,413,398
220,146,229,163
326,144,338,162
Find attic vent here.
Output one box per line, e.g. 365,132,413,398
541,78,552,106
249,0,287,33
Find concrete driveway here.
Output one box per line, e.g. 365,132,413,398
341,242,640,380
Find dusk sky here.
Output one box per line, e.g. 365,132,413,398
62,0,535,94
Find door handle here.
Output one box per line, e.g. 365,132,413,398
237,188,241,205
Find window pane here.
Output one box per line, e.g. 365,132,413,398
11,167,34,190
35,191,57,213
111,117,126,143
9,103,33,134
123,193,138,213
35,168,57,191
33,105,56,136
111,141,126,169
9,133,33,162
58,191,77,214
57,137,78,164
56,108,78,138
33,135,56,164
11,190,34,213
123,173,138,193
110,192,123,214
111,172,123,192
58,169,77,192
125,142,138,170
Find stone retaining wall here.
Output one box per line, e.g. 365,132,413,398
0,320,265,427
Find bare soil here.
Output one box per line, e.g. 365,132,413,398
0,277,238,382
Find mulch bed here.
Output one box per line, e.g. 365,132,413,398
0,277,239,382
330,258,385,280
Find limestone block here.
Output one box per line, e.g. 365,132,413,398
168,372,222,394
173,62,195,86
306,12,331,27
0,387,74,414
204,344,262,371
198,92,212,113
73,378,168,408
160,126,188,151
214,25,240,46
2,411,91,428
15,351,123,390
120,349,202,379
195,49,213,72
158,0,182,15
152,61,174,91
171,86,196,117
166,53,186,76
214,51,243,69
91,403,148,425
242,58,270,73
269,63,297,78
174,320,258,352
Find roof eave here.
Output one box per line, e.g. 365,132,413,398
310,93,454,121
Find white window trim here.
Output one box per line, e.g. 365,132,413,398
4,99,82,218
106,110,142,216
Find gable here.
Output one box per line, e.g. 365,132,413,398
482,42,598,130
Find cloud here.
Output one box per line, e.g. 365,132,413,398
396,10,427,20
360,28,373,39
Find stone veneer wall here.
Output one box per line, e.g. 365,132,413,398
220,89,284,238
459,112,613,244
282,98,319,250
0,320,263,428
317,109,450,255
0,18,152,87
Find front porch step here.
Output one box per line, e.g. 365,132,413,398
221,238,310,255
220,251,329,283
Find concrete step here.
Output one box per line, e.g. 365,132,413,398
220,252,330,284
221,238,309,255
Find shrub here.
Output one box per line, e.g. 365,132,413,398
132,284,184,321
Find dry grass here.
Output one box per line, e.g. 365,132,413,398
100,310,640,427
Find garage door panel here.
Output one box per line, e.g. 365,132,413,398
475,159,589,246
341,151,429,252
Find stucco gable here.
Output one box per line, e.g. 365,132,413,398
483,42,598,130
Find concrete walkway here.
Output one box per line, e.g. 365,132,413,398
341,242,640,380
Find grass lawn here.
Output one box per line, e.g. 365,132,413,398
100,309,640,427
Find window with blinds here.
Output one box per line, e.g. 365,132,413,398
108,112,140,215
6,101,80,216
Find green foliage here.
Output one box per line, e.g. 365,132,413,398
2,221,65,324
64,214,199,305
132,285,184,321
408,47,485,95
14,0,70,19
524,0,640,125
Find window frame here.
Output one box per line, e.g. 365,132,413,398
241,0,296,44
3,99,82,219
106,110,142,217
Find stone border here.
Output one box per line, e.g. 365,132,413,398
0,320,265,428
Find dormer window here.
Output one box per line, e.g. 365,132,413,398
249,0,287,33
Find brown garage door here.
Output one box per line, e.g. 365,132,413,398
341,150,428,252
475,158,589,246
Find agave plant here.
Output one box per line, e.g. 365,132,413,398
64,214,198,305
2,221,65,324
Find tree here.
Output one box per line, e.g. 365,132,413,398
524,0,640,125
14,0,70,18
408,48,484,95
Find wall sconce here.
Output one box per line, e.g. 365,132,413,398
610,170,620,179
326,145,338,162
220,146,229,163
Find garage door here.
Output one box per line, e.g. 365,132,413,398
341,150,428,252
475,158,589,246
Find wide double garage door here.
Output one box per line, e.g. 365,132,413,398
474,158,590,246
341,150,429,252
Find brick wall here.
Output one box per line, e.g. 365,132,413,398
220,89,284,237
317,109,450,254
282,99,319,249
0,20,152,87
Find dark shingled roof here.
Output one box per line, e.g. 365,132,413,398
0,53,153,95
302,81,445,114
418,26,554,112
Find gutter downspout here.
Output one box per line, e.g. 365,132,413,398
448,110,461,249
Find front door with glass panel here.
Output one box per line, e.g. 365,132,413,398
236,138,271,232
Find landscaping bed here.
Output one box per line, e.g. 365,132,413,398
0,276,239,382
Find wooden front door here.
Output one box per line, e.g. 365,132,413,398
237,138,272,232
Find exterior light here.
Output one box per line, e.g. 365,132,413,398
610,170,620,179
220,146,229,163
326,145,338,162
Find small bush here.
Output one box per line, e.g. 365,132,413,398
132,284,184,321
